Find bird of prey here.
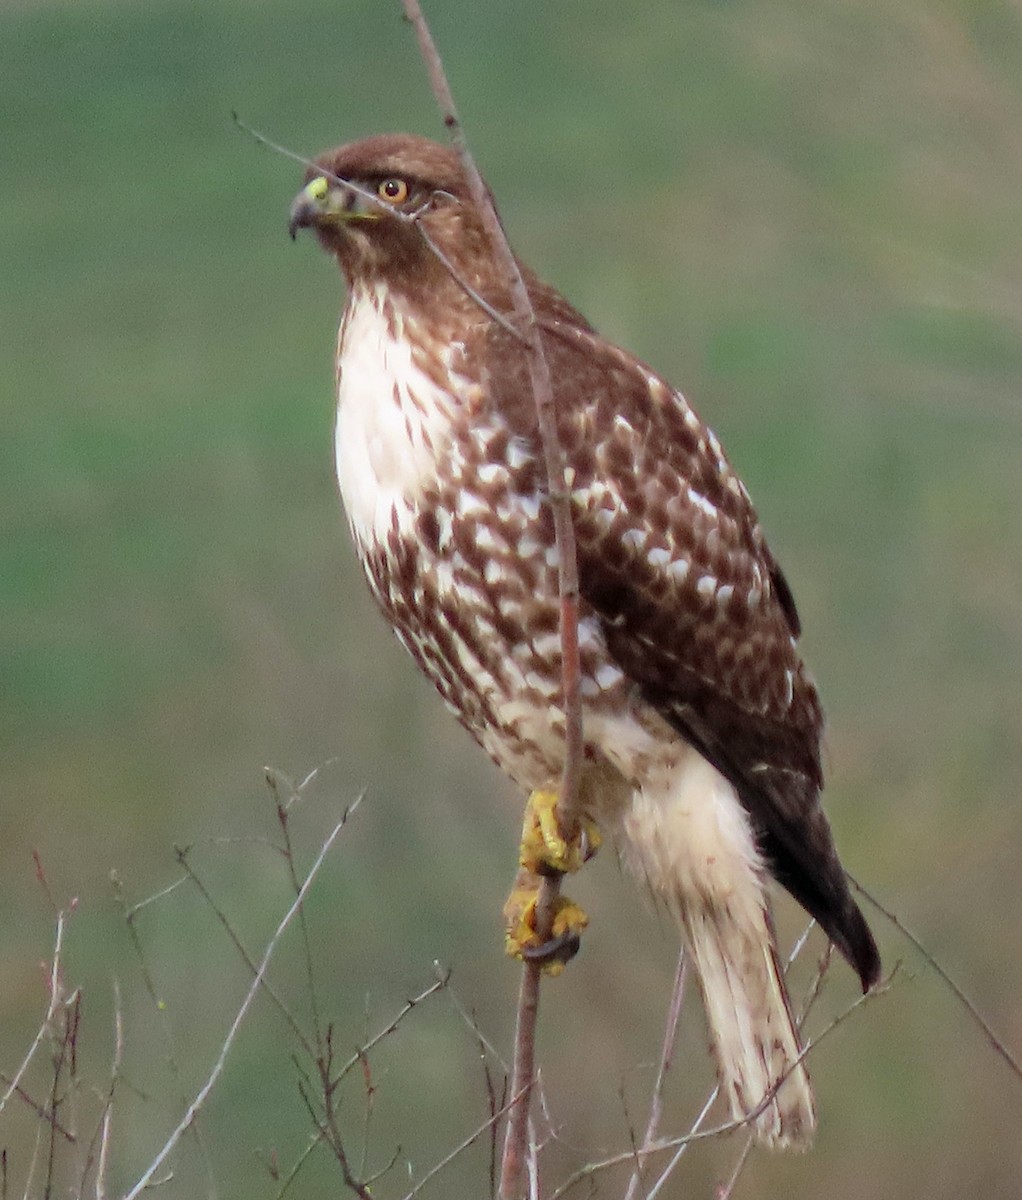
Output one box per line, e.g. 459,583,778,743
288,132,879,1149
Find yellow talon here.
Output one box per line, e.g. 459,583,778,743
519,788,602,876
504,791,601,974
503,882,590,977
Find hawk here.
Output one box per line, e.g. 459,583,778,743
288,133,879,1149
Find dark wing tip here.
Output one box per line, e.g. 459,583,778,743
837,902,882,993
769,561,802,639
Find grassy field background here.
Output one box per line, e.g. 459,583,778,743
3,0,1022,1195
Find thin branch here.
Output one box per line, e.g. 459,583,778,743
122,812,352,1200
273,1131,321,1200
624,948,687,1200
174,845,314,1059
113,869,218,1191
93,983,124,1200
644,1085,719,1200
551,968,896,1199
0,910,68,1121
21,1124,46,1200
715,1134,755,1200
501,961,544,1196
397,2,582,816
398,7,585,1197
414,223,524,339
795,941,833,1028
401,1086,529,1200
43,985,79,1200
120,873,189,918
312,1026,375,1200
232,112,338,178
265,769,329,1061
272,972,446,1199
437,962,511,1194
438,962,511,1074
0,1073,75,1144
850,874,1022,1084
332,971,449,1088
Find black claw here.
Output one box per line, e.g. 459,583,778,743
520,928,581,967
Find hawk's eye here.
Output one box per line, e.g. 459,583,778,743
377,177,410,205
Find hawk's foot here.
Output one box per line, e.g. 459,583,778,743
503,875,589,977
519,788,602,876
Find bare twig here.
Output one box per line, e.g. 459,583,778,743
165,772,357,1070
624,948,687,1200
275,972,447,1199
644,1085,719,1200
174,844,314,1058
332,971,449,1088
273,1141,318,1200
0,1073,74,1143
113,868,219,1191
436,962,512,1194
397,6,585,1196
22,1125,45,1200
401,1086,530,1200
232,112,340,178
716,1134,755,1200
265,768,328,1057
0,910,68,1121
122,812,352,1200
850,875,1022,1084
551,968,896,1199
93,984,124,1200
44,986,82,1196
438,962,511,1074
305,1025,374,1200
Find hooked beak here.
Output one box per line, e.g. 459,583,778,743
288,175,332,240
288,174,379,240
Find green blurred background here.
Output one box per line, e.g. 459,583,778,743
3,0,1022,1195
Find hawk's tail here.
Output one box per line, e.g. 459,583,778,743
618,753,815,1150
678,903,815,1150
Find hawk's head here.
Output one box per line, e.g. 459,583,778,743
288,133,498,295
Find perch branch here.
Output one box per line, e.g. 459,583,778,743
398,5,584,1198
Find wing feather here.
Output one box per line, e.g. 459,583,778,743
491,314,879,988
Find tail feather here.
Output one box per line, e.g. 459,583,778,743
615,748,817,1149
682,906,815,1149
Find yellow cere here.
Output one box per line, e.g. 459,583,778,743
306,175,330,201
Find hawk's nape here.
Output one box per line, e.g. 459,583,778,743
288,132,879,1149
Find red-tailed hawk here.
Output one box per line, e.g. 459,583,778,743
288,133,880,1149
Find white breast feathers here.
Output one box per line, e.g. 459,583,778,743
334,284,461,549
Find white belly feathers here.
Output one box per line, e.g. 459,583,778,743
334,285,461,550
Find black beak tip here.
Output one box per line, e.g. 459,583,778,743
287,197,312,242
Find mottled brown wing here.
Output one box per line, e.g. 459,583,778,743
488,312,878,986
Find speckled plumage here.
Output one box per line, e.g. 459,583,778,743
289,133,879,1148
